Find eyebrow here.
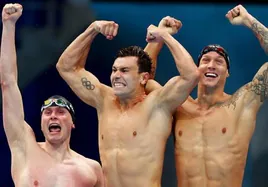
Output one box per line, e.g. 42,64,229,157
202,55,224,60
112,66,131,70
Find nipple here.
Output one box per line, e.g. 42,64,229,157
178,130,183,137
34,180,39,186
222,127,227,134
101,134,104,140
133,131,137,137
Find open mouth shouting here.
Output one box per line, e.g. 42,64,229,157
48,123,61,133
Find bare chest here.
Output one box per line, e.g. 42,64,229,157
99,104,152,148
17,158,97,187
175,107,238,152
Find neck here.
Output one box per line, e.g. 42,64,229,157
116,90,147,110
197,83,226,109
44,139,72,162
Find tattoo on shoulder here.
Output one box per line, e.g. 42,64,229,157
252,19,268,53
219,86,250,110
81,77,95,90
250,66,268,102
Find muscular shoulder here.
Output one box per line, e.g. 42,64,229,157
218,84,251,110
72,151,102,169
86,158,102,168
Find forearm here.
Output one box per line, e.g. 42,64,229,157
144,42,164,79
0,23,17,84
1,22,25,144
57,23,99,72
245,15,268,54
162,33,199,81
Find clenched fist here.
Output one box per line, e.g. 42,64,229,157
2,3,23,23
158,16,182,35
94,21,119,40
146,24,168,43
226,5,252,26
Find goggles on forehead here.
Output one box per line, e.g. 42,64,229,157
202,45,227,59
41,98,74,113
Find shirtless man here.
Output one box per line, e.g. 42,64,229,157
1,3,104,187
146,4,268,187
56,17,199,187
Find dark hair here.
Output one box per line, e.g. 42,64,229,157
115,46,152,74
41,95,75,122
197,44,230,73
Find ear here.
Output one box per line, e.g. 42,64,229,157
226,70,230,78
72,123,75,129
140,72,150,86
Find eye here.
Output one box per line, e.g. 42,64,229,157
58,109,65,114
216,59,224,65
44,110,51,115
201,58,209,63
121,68,129,73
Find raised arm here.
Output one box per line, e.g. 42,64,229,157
0,4,32,150
226,5,268,109
56,21,118,109
226,4,268,54
145,16,182,92
146,25,199,113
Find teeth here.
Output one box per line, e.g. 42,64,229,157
114,83,124,87
205,73,217,78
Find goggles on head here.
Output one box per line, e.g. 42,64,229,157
40,98,75,121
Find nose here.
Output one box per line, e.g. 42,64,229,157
207,61,216,70
113,70,121,79
50,111,58,120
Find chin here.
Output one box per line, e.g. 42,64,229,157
201,79,219,87
113,89,128,98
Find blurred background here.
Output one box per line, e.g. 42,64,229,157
0,0,268,186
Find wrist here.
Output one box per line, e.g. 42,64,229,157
85,22,100,36
160,31,171,42
2,21,16,29
243,14,254,28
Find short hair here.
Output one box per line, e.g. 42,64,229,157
115,46,152,74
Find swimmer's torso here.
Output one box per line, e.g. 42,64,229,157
98,94,172,187
12,142,98,187
174,95,257,187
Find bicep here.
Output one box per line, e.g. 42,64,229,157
244,63,268,108
145,79,162,94
58,68,110,108
156,76,197,112
2,82,27,147
94,163,105,187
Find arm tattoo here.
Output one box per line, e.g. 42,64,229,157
250,66,268,102
252,19,268,54
81,77,95,90
219,86,249,110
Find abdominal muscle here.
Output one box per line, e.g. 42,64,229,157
175,143,248,187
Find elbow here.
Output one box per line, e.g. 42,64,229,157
56,57,67,73
185,69,200,86
1,78,17,89
56,56,75,73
